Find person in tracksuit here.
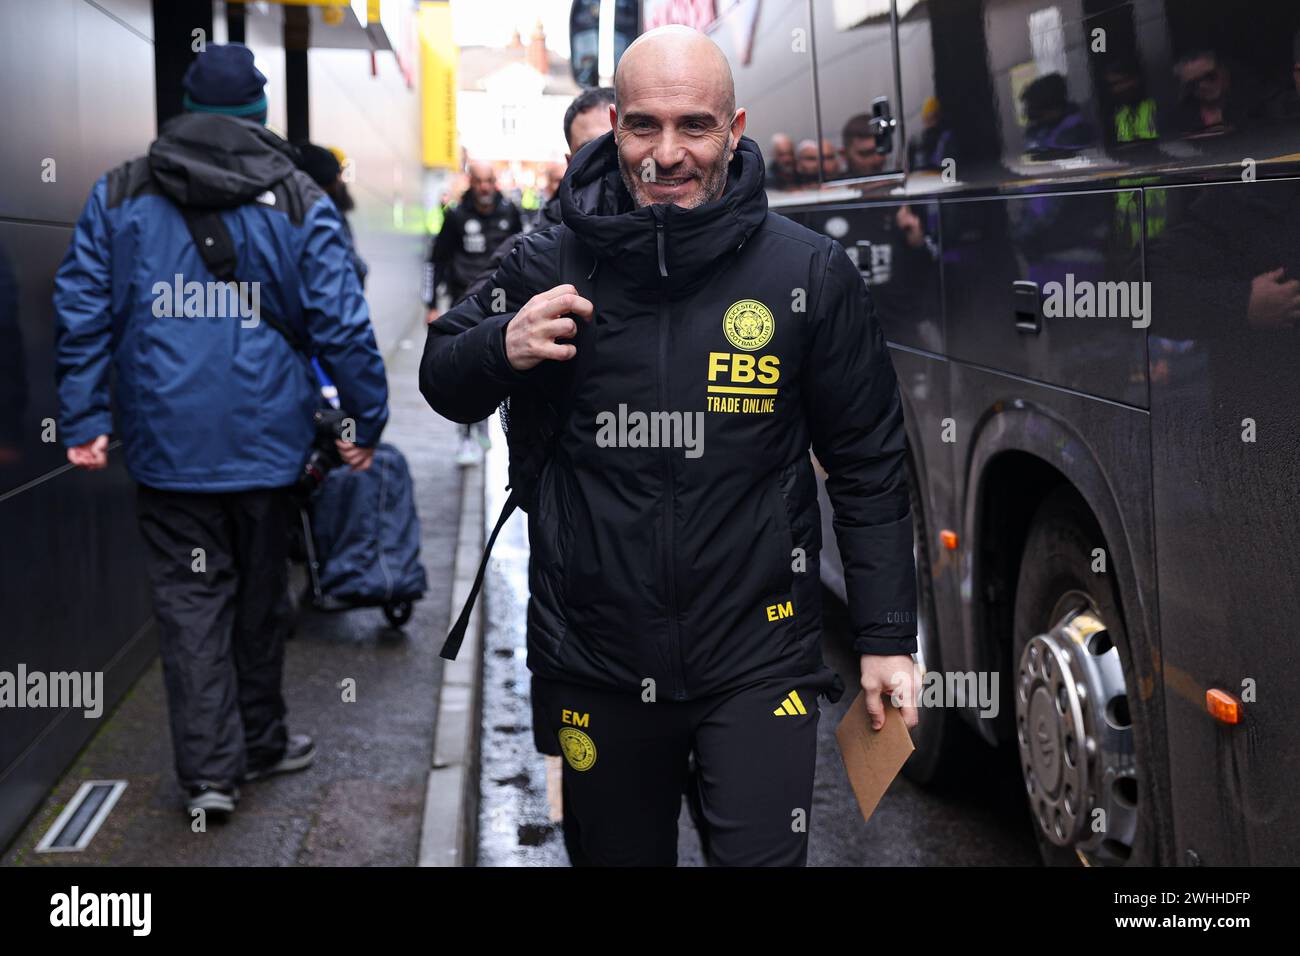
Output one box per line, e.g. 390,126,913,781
420,25,919,866
465,87,617,304
423,161,523,465
54,44,389,818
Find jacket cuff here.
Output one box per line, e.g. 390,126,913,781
352,419,386,449
61,414,113,449
853,634,919,657
479,311,532,388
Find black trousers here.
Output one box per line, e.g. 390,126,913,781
136,484,293,790
533,667,838,866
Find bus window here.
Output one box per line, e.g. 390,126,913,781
709,0,818,194
810,0,902,182
569,0,638,88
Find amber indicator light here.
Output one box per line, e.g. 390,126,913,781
1206,689,1242,725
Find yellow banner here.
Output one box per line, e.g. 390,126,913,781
419,1,458,169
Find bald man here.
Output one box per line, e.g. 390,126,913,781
426,161,523,313
421,26,918,866
795,137,822,185
464,87,616,304
766,133,797,190
819,137,845,179
425,160,523,462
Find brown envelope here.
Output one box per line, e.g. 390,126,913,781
835,690,915,823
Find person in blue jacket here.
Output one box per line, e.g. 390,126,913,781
53,44,390,819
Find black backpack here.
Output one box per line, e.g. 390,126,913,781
440,229,596,660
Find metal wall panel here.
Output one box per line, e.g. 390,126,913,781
0,0,157,854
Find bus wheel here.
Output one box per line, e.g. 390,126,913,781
1012,487,1149,866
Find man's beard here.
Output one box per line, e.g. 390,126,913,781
619,146,732,210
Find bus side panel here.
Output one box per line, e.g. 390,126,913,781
1145,179,1300,866
942,190,1148,408
950,364,1172,861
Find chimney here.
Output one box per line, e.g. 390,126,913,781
526,19,548,75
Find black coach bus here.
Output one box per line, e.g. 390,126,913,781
651,0,1298,866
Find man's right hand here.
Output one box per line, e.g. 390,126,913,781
504,284,594,372
335,440,375,472
67,434,109,470
1247,267,1300,329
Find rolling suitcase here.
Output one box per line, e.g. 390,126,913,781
300,441,428,627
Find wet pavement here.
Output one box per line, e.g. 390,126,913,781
2,306,464,867
474,414,576,866
476,432,1041,867
809,598,1040,867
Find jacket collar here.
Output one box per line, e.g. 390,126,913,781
559,130,769,298
149,112,299,208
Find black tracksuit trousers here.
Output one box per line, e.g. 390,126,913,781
135,484,293,790
534,666,840,866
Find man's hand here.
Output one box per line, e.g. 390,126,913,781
504,284,594,371
426,307,440,325
859,654,922,731
895,205,926,249
1247,267,1300,329
335,440,374,472
67,434,109,470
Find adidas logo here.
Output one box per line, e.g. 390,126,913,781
773,690,808,716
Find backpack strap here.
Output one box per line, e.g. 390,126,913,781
176,205,240,282
166,188,310,354
440,483,522,660
440,228,594,661
547,228,595,426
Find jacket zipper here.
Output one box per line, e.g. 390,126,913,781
655,213,686,700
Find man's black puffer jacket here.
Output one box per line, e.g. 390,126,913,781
420,130,916,702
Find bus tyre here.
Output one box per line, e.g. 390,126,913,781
1012,487,1153,866
900,463,979,787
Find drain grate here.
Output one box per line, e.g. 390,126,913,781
36,780,127,852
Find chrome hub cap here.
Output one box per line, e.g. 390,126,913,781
1016,595,1139,865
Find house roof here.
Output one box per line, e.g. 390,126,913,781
458,45,581,96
